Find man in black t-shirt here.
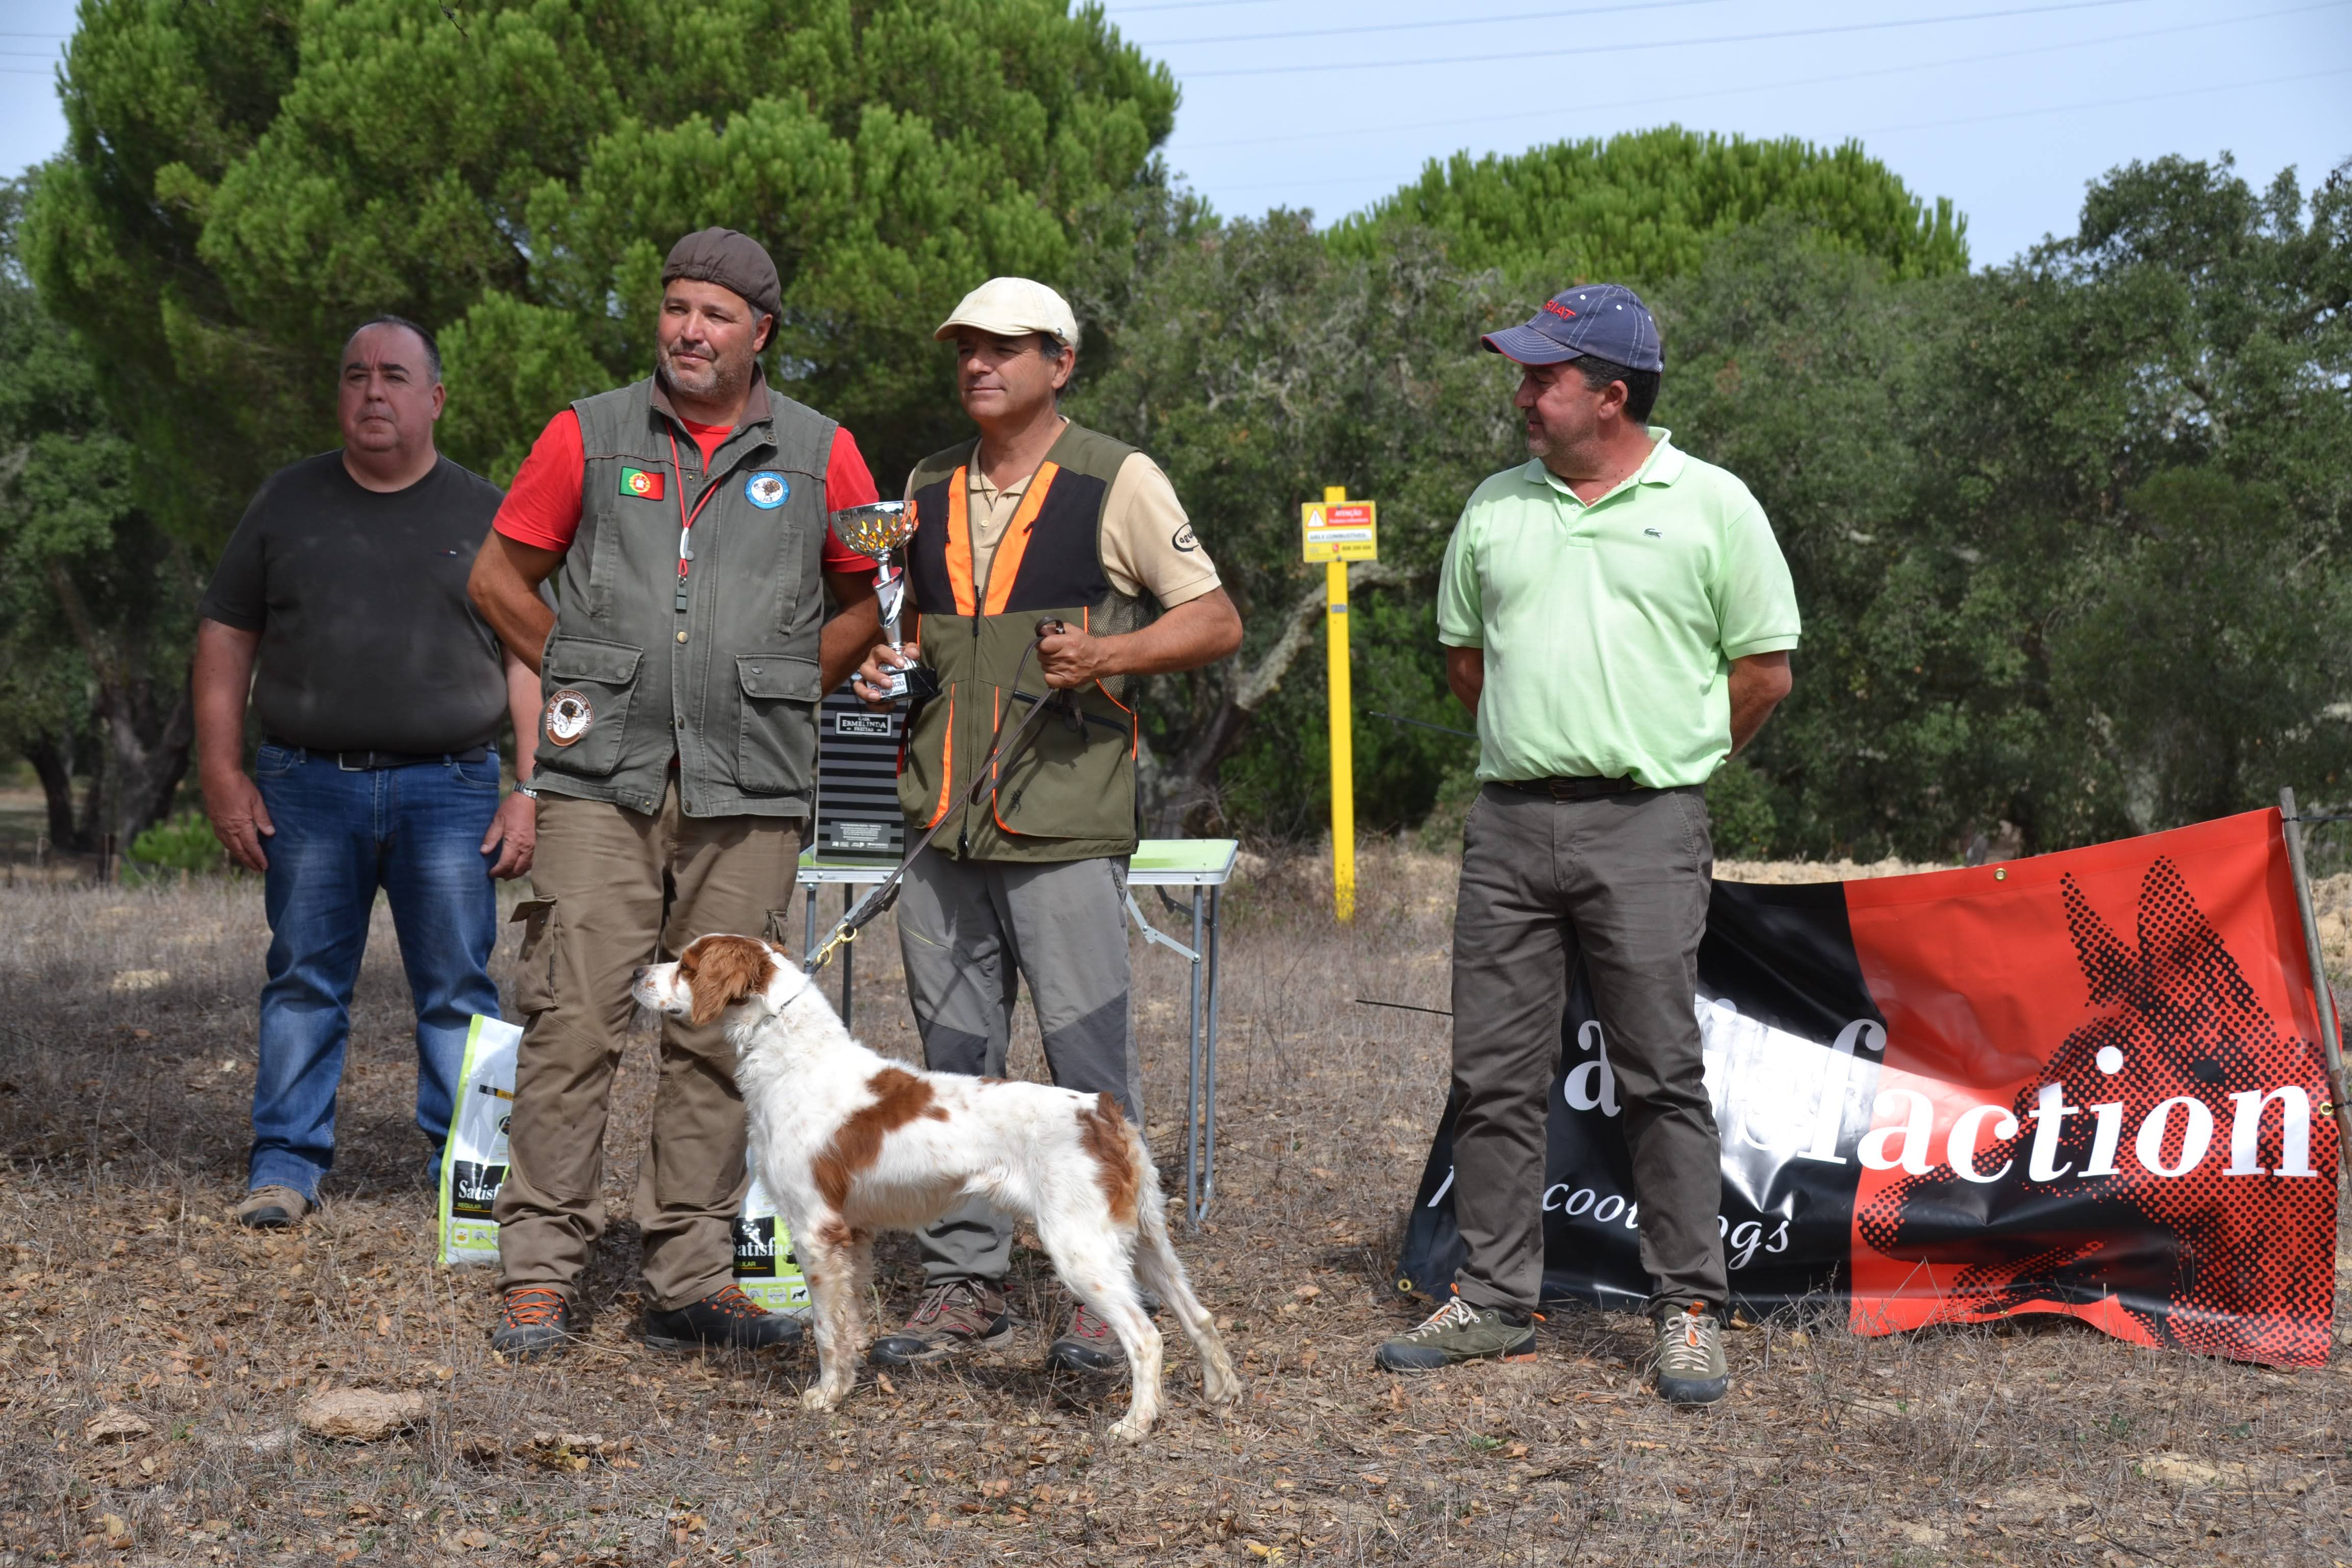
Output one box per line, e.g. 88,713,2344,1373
193,316,540,1229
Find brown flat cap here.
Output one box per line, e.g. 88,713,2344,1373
662,228,780,323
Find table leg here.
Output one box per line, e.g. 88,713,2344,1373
1186,886,1206,1225
840,884,855,1031
1202,884,1221,1221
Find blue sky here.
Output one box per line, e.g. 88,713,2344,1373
4,0,2346,267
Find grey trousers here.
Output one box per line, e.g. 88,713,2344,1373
897,847,1140,1284
1449,783,1728,1315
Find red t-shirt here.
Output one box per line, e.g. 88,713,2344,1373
491,409,879,572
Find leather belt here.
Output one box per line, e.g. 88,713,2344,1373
267,740,492,771
1498,775,1645,800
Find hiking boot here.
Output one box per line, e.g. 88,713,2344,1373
1045,1299,1126,1374
643,1284,803,1353
1374,1291,1537,1372
234,1185,310,1230
491,1287,577,1360
1652,1301,1729,1405
868,1279,1011,1366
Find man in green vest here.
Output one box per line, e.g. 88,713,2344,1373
468,228,883,1358
853,277,1242,1371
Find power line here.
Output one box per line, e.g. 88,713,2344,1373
1139,0,1734,48
1105,0,1288,13
1201,64,2352,195
1174,0,2347,152
1860,63,2352,133
1180,0,2168,79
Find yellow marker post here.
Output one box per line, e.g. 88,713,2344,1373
1302,487,1378,923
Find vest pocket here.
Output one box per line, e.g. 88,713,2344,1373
534,636,642,781
988,684,1136,842
736,654,820,796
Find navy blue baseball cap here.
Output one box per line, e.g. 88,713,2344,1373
1482,283,1663,373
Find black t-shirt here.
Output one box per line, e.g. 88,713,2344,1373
199,452,509,753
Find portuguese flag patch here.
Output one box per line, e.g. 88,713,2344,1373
620,465,665,500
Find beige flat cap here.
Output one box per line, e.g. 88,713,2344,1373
934,277,1080,350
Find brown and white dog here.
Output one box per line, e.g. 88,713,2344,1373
632,934,1241,1441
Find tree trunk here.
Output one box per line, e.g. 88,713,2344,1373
1145,561,1409,837
19,734,86,850
45,558,197,863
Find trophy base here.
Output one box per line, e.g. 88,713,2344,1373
877,665,941,702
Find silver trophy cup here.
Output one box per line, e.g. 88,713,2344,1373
832,501,929,700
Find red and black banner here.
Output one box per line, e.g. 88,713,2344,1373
1398,810,2338,1366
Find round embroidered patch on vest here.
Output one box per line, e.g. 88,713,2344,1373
744,472,789,509
544,689,594,747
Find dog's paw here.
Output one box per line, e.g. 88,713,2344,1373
1204,1369,1243,1407
1107,1413,1153,1444
799,1387,839,1413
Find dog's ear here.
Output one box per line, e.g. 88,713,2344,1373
684,936,777,1026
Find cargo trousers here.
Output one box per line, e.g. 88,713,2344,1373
494,783,800,1310
1449,782,1728,1315
896,848,1142,1285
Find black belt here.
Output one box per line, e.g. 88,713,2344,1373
267,740,492,771
1498,775,1646,800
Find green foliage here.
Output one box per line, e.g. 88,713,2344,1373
1,173,200,849
2049,469,2352,830
1656,156,2352,856
26,0,1178,542
125,810,231,883
1067,214,1520,829
1330,126,1968,286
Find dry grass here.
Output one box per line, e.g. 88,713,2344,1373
3,848,2351,1567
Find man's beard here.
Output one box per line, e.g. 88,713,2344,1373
659,343,748,403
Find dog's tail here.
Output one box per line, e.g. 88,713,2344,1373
1126,1118,1242,1407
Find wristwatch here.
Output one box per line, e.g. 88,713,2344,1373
514,783,541,800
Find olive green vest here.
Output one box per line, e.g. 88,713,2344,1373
530,372,835,818
898,423,1148,863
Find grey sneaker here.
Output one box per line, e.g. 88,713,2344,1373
1652,1301,1729,1405
1374,1292,1537,1372
868,1280,1011,1366
234,1185,310,1230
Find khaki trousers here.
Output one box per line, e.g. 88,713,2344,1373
494,784,800,1310
1449,783,1728,1314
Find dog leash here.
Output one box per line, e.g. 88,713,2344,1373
804,618,1074,972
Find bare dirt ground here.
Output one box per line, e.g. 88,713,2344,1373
4,849,2351,1567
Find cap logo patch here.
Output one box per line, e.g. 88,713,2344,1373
744,472,789,509
620,465,665,500
544,689,594,747
1542,300,1578,321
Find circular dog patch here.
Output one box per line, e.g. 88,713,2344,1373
744,471,789,509
544,689,594,747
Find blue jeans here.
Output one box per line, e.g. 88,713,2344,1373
249,743,504,1199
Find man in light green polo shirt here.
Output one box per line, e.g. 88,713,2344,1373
1373,284,1798,1406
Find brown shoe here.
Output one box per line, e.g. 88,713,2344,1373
868,1279,1011,1366
1045,1298,1126,1374
234,1185,310,1230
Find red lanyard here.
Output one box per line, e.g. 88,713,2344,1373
667,429,724,580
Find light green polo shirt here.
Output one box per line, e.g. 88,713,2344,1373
1435,428,1800,789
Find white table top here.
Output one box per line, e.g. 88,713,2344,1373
799,839,1240,887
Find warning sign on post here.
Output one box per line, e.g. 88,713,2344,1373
1302,500,1378,563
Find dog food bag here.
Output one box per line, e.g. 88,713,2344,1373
733,1165,811,1316
438,1014,523,1267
